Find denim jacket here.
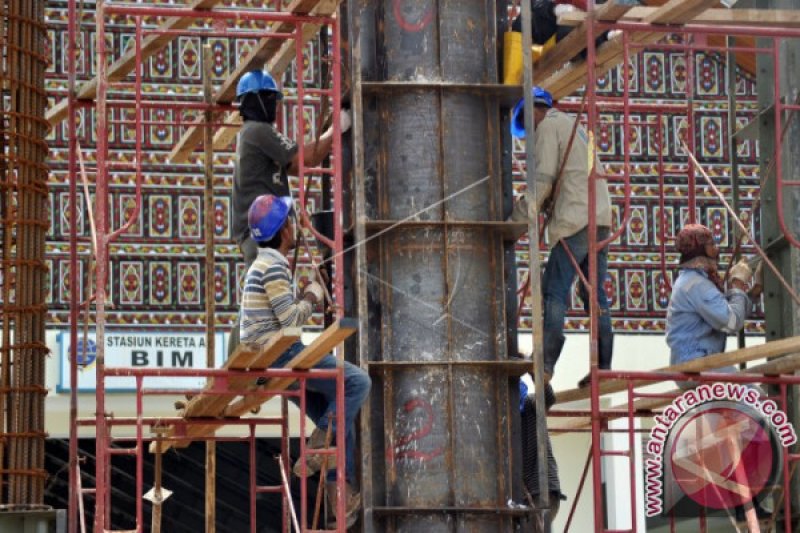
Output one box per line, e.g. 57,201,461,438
665,268,749,366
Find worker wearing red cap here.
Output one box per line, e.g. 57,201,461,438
666,223,758,382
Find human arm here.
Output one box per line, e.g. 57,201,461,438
287,110,350,175
263,263,314,328
689,279,749,335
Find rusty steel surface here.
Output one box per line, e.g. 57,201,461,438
349,1,521,530
0,0,49,509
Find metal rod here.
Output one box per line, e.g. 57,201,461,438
278,455,301,533
683,140,800,306
202,41,217,533
519,1,549,529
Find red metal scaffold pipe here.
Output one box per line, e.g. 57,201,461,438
64,1,349,531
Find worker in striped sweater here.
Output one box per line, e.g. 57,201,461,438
240,194,370,529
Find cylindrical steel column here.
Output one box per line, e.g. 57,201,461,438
350,1,519,531
0,0,49,508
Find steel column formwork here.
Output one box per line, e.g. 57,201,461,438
0,0,49,510
348,1,525,531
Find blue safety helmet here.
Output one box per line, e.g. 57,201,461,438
236,70,284,101
510,86,553,138
248,194,294,242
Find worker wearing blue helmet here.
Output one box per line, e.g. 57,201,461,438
509,86,614,389
240,194,370,529
229,69,351,357
232,69,352,267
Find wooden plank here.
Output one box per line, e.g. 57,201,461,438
168,0,340,163
183,328,301,417
149,328,301,453
555,336,800,405
560,7,800,28
550,352,800,431
535,1,639,83
642,0,717,24
541,0,718,99
222,318,358,417
46,0,223,128
210,0,340,152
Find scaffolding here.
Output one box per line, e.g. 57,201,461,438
60,1,349,531
50,0,800,532
524,1,800,532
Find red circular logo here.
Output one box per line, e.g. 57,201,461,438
669,406,773,510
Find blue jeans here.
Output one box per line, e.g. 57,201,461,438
542,227,613,376
273,341,371,482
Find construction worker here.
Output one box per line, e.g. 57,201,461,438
240,194,370,529
519,375,566,531
232,68,350,268
509,86,613,388
666,223,761,384
229,69,350,355
665,223,769,527
510,0,615,60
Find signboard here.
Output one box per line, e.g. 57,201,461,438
58,330,226,392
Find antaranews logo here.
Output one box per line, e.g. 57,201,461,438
645,382,796,518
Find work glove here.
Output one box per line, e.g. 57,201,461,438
729,258,753,285
340,109,352,134
554,4,577,17
303,281,324,304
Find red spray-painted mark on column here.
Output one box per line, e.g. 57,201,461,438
393,0,434,33
387,397,444,462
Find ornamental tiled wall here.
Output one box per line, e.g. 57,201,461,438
44,4,763,334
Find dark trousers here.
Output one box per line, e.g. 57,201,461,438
542,227,613,376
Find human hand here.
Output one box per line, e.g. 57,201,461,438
303,281,323,304
340,109,352,134
729,258,752,285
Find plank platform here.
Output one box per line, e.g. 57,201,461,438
559,7,800,29
150,319,357,454
223,317,357,417
554,335,800,406
550,352,800,432
168,0,341,162
149,328,301,453
538,0,718,99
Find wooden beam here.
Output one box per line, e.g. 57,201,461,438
149,328,301,454
555,335,800,405
541,0,718,99
560,7,800,28
550,352,800,431
183,329,301,417
46,0,223,128
168,0,340,163
223,318,358,417
535,1,639,84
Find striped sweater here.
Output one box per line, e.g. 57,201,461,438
239,247,312,346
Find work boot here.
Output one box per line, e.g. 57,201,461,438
326,481,361,530
293,427,336,478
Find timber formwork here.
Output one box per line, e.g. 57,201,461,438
60,1,350,532
0,0,49,510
